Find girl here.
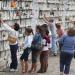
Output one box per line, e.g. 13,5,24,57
59,28,75,75
1,20,20,71
29,25,42,73
37,26,50,73
20,28,33,73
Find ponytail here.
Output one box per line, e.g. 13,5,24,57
31,28,34,35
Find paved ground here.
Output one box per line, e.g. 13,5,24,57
0,56,75,75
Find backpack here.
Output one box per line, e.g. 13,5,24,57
31,33,43,51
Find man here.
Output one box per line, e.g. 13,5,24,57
43,14,57,56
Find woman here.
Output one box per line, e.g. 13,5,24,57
59,28,75,75
37,26,50,73
1,20,20,71
29,25,42,73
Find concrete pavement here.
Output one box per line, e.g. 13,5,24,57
0,56,75,75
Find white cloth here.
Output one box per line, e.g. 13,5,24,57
24,35,33,49
2,23,19,45
43,45,49,51
42,39,49,51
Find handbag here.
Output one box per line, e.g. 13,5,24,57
31,33,43,51
7,36,16,43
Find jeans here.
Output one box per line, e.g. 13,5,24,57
51,35,57,54
60,52,73,74
10,44,18,69
49,24,57,54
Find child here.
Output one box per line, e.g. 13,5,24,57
20,28,33,73
1,20,20,71
29,25,42,73
41,24,52,51
59,28,75,75
37,26,50,73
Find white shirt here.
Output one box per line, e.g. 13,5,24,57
24,35,33,49
2,23,19,45
42,39,49,51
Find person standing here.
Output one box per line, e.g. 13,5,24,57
43,14,57,56
37,26,50,73
59,28,75,75
56,23,65,38
1,20,20,71
55,23,65,52
29,25,42,73
20,28,33,73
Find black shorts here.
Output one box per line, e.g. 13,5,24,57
20,48,31,61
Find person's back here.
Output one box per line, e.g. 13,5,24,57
60,35,75,54
32,32,42,45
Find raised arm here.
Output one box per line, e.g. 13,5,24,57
43,14,51,25
1,20,15,33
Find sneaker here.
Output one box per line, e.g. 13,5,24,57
10,69,18,72
10,69,15,72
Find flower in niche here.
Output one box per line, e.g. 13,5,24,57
11,0,16,8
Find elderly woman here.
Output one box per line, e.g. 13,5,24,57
59,28,75,75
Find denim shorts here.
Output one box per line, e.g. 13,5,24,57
20,47,31,61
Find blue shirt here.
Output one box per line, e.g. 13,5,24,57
59,35,75,54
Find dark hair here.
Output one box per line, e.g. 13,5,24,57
67,28,75,36
30,28,34,35
41,24,48,30
55,23,61,29
36,25,42,33
14,23,20,31
41,24,49,37
46,30,49,35
41,24,48,28
27,26,31,28
25,28,33,35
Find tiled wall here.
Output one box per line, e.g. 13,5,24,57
0,0,75,67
